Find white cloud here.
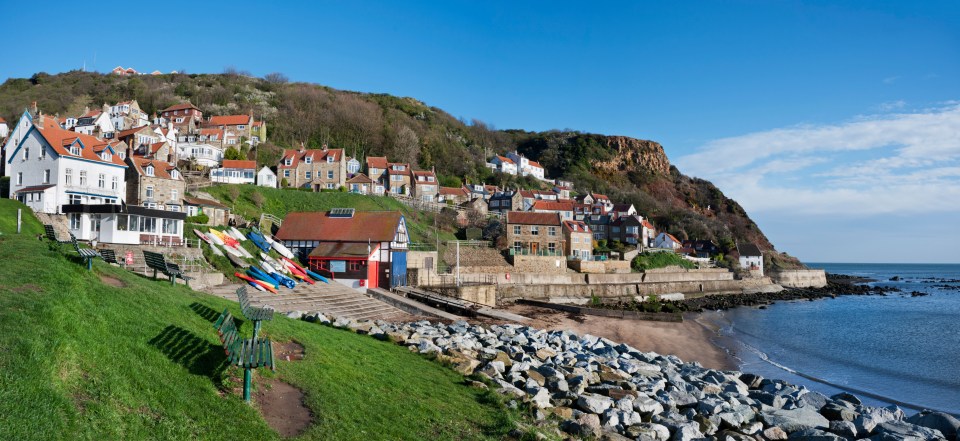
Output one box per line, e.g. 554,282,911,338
675,104,960,217
876,100,906,111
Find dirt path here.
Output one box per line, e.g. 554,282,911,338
505,304,737,371
254,341,312,438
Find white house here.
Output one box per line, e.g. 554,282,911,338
74,108,114,138
257,166,277,188
653,232,683,250
737,243,764,276
489,155,518,175
5,112,127,211
211,160,256,184
177,143,223,167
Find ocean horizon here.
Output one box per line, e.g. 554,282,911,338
701,262,960,416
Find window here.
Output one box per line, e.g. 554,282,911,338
69,194,82,205
43,169,50,184
513,241,522,253
237,125,245,130
129,215,140,231
146,186,154,199
80,171,87,186
140,217,157,232
391,174,402,181
171,189,178,201
548,227,557,236
491,200,499,207
531,226,539,235
169,205,180,212
284,158,292,166
305,171,312,180
98,174,105,188
111,176,118,190
23,147,29,160
548,243,556,253
283,170,290,177
170,170,179,179
187,206,198,216
117,215,128,231
119,151,126,159
35,193,42,202
327,156,334,163
69,213,81,230
162,219,178,234
513,225,521,235
348,261,362,272
16,172,22,185
327,171,334,179
145,166,154,176
70,145,80,155
326,183,335,189
304,156,312,164
65,169,72,186
227,139,236,145
40,146,46,159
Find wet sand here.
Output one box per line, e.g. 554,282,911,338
505,304,737,371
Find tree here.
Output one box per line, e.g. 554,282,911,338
223,147,245,161
264,72,289,84
393,125,420,165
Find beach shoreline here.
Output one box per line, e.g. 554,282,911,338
504,304,738,371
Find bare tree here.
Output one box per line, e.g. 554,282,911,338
264,72,288,84
393,125,420,165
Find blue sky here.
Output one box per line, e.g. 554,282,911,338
4,1,959,263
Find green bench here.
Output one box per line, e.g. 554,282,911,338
142,250,194,286
99,249,125,268
236,287,274,340
44,224,72,250
70,233,102,271
214,308,275,402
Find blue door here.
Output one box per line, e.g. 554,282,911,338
390,251,407,287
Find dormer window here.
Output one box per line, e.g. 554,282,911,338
284,157,293,166
102,152,112,162
304,156,312,164
327,156,334,163
170,170,179,179
119,151,126,159
146,165,154,176
70,146,80,155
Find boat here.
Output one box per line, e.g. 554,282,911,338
225,252,249,268
193,230,224,256
247,268,279,289
246,230,273,253
270,240,296,260
229,227,247,241
305,269,330,283
235,273,267,292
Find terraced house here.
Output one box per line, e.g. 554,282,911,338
204,114,253,143
411,169,438,202
278,146,347,190
160,102,203,134
125,156,185,212
506,211,563,256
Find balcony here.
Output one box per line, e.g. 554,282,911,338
509,248,563,257
63,184,122,199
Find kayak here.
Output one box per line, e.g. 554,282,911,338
246,230,273,253
229,227,247,241
194,230,224,257
235,244,254,259
225,252,249,268
305,269,330,283
270,271,297,289
270,240,295,260
248,266,280,286
210,229,239,248
235,273,273,293
283,262,315,284
246,269,279,290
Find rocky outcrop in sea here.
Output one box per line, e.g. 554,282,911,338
297,312,957,440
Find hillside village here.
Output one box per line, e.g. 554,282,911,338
0,99,768,286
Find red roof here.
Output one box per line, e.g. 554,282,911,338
276,211,403,243
439,186,469,196
506,211,561,226
346,173,373,184
0,117,7,123
662,233,681,244
562,220,591,233
642,220,655,229
163,103,200,113
592,193,610,201
495,155,515,164
129,156,179,179
221,160,256,170
366,156,388,169
279,148,345,169
33,118,126,167
527,160,543,169
531,200,575,212
207,115,252,126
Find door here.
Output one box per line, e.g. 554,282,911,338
530,242,539,255
390,251,407,287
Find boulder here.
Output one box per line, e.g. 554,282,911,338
872,420,945,441
530,387,553,409
830,392,862,406
564,413,602,438
627,422,671,441
828,420,858,439
763,426,789,440
577,393,614,414
634,396,666,415
671,421,706,441
854,406,906,435
820,402,858,422
740,373,764,389
786,428,845,441
760,407,831,433
285,311,304,320
905,411,960,440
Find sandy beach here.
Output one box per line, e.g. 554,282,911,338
505,304,737,371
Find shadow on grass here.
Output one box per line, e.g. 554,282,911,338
149,325,227,386
190,302,222,323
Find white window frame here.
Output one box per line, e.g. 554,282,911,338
146,186,155,199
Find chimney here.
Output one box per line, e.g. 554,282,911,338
322,143,328,151
83,106,90,116
299,141,305,153
30,101,38,117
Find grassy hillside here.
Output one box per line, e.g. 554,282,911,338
0,199,519,440
201,184,456,246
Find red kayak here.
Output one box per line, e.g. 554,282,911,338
235,272,277,294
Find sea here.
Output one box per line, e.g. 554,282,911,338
699,263,960,416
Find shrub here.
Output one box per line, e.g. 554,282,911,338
186,213,209,224
631,251,696,271
249,191,265,208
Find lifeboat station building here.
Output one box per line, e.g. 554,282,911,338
275,209,408,289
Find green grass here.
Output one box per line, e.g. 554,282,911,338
203,184,456,246
631,251,697,271
0,199,517,440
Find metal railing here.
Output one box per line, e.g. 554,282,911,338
509,248,563,257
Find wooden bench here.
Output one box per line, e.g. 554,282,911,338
213,308,274,402
236,287,274,340
70,233,102,271
44,224,72,250
142,250,194,286
99,249,125,268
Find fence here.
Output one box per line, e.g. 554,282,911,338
414,271,498,287
509,248,564,257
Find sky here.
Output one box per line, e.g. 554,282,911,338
3,1,959,263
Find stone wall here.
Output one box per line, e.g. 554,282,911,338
407,251,438,271
430,284,498,307
769,269,827,288
568,260,633,274
510,254,568,274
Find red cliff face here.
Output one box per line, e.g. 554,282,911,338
591,136,671,176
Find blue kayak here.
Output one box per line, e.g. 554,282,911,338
246,230,272,252
305,269,330,283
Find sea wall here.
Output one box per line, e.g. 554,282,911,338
769,269,827,288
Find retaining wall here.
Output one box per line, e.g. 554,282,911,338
769,269,827,288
